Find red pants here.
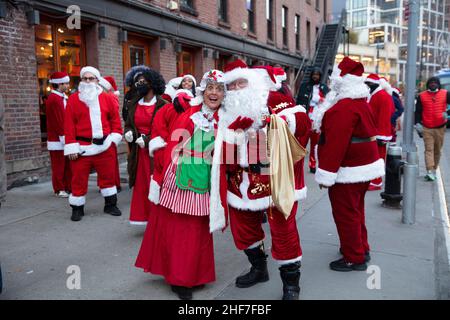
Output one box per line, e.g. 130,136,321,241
229,203,302,262
49,151,72,193
309,131,320,169
98,144,121,189
69,146,117,206
328,182,370,264
370,144,386,187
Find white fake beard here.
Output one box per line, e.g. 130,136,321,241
79,82,101,105
221,87,269,130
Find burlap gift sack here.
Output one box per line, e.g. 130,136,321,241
267,114,306,218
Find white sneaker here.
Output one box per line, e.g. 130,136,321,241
56,191,70,198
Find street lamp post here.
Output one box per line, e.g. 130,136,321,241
402,0,420,225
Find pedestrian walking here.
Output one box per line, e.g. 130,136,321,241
64,66,123,221
123,66,167,225
296,67,329,173
46,72,72,198
313,57,385,272
415,76,450,181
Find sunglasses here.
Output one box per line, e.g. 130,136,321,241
135,80,149,87
81,76,97,82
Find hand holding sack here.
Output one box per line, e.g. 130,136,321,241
267,114,306,219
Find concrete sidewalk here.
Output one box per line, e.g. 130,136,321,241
0,137,449,299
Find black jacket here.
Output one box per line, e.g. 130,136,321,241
296,82,329,112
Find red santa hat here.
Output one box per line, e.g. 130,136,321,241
49,71,70,84
223,59,250,84
180,74,197,87
392,86,401,96
267,90,295,112
273,67,287,89
80,66,101,80
99,76,120,96
365,73,381,84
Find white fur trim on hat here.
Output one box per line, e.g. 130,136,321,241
181,74,197,87
364,77,380,84
49,76,70,84
80,66,101,80
98,77,113,91
224,67,250,85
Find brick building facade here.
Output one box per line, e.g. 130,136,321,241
0,0,330,187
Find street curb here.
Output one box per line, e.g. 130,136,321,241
436,168,450,267
435,168,450,299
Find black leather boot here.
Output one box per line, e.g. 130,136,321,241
235,244,269,288
104,194,122,216
279,261,301,300
171,285,193,300
70,205,84,222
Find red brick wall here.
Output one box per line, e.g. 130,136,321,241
139,0,330,60
97,24,124,95
0,7,46,179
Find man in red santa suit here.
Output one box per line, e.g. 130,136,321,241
98,75,122,192
64,66,123,222
312,57,385,271
46,71,72,197
364,73,395,191
209,60,309,300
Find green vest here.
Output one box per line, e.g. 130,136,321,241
175,128,215,194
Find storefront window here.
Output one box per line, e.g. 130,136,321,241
35,22,85,142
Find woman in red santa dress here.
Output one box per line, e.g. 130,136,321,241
135,70,226,300
312,57,385,271
123,67,168,225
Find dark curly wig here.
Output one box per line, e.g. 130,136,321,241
124,65,166,96
125,65,149,87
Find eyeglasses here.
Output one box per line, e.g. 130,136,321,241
81,77,97,82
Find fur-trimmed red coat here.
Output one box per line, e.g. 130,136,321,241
64,91,123,157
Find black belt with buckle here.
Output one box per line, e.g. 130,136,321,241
351,136,376,144
76,136,107,146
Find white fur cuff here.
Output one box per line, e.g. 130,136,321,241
149,136,167,157
315,168,338,187
101,186,117,197
148,178,161,204
64,143,80,156
69,195,86,206
110,133,123,146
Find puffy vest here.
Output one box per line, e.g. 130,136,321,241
420,89,447,128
